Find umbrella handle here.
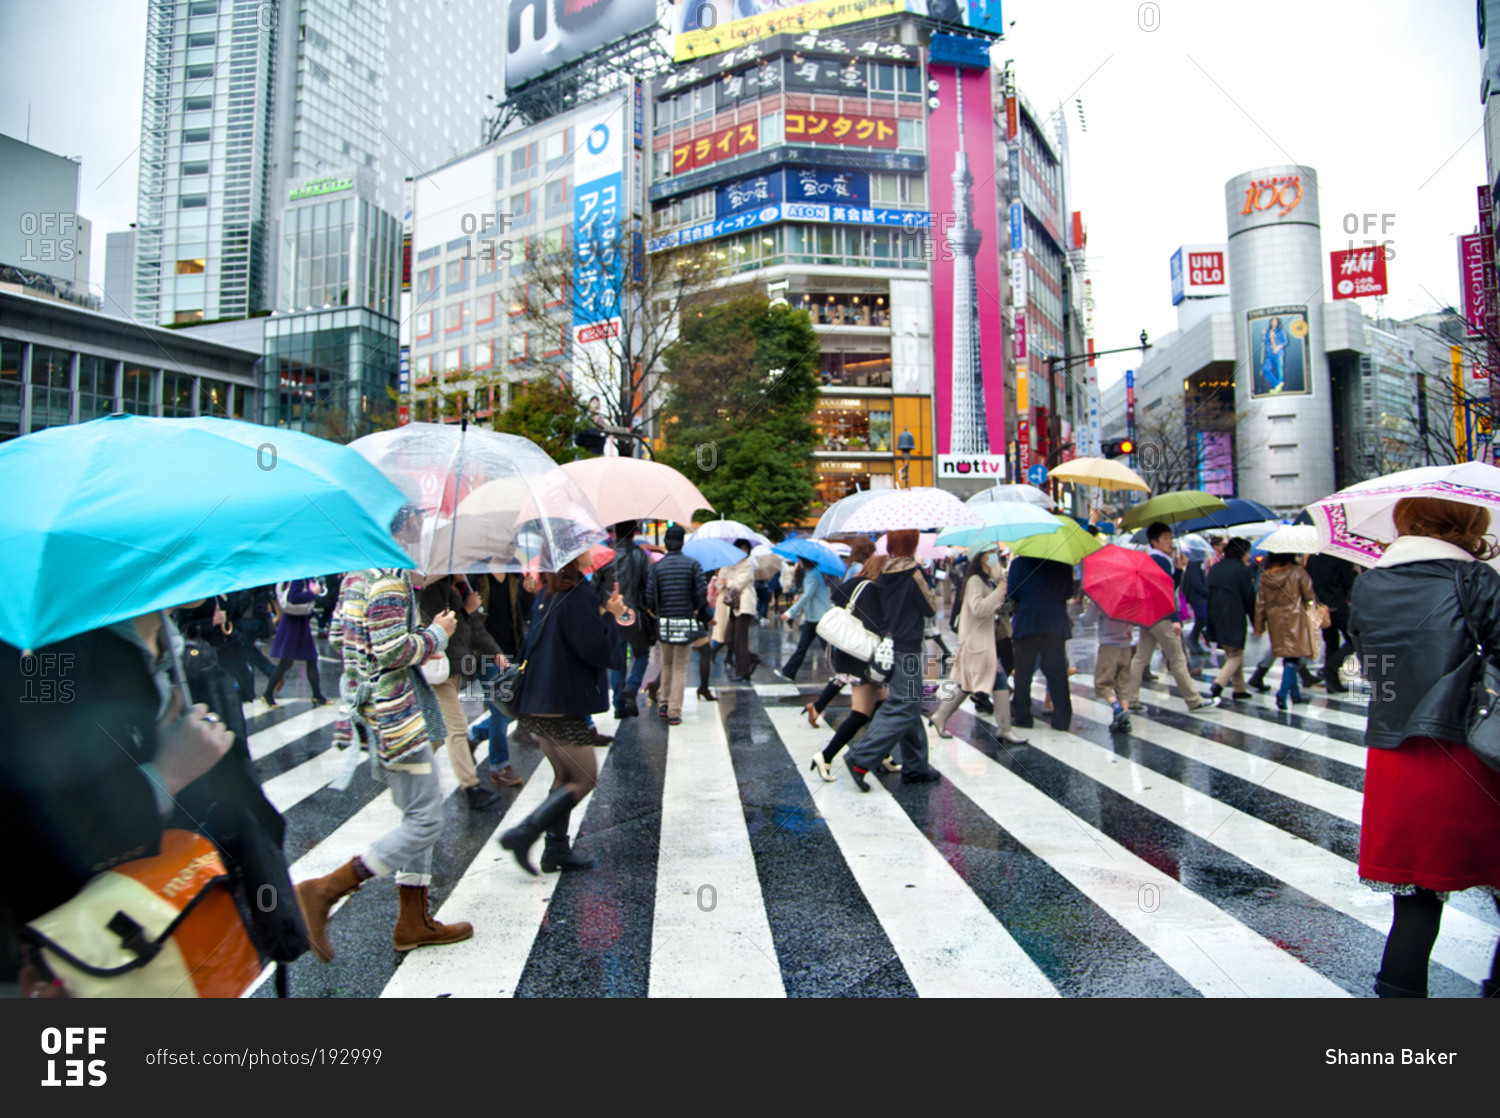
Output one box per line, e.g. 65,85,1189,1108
160,608,194,713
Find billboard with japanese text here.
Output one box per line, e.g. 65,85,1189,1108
672,0,917,62
573,96,627,347
1330,245,1388,299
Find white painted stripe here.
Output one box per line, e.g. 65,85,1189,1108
648,694,784,997
379,711,619,998
1116,687,1368,771
1070,693,1366,825
760,696,1058,998
930,728,1347,997
1016,721,1500,986
247,704,342,761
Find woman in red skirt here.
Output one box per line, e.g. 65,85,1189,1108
1349,496,1500,997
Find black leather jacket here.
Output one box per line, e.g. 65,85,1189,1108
647,550,710,624
1349,558,1500,750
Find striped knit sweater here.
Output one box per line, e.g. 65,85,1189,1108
330,568,448,767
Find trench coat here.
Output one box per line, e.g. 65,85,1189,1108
951,570,1008,694
1254,563,1316,658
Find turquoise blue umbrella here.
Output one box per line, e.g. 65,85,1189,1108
0,414,414,650
936,500,1062,548
772,538,845,578
683,536,745,572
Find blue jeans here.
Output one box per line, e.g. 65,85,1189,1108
610,644,649,705
481,662,510,768
1277,657,1304,702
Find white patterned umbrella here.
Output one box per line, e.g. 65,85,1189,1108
1254,524,1321,555
966,483,1057,511
812,488,889,538
1309,462,1500,566
838,487,983,533
689,519,771,548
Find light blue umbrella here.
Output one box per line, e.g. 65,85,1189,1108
935,501,1064,549
772,538,846,578
683,536,746,572
0,414,414,650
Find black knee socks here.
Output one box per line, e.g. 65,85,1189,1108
813,679,840,715
698,646,713,689
1378,888,1444,994
823,710,869,762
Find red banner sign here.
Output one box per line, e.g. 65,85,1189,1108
1017,418,1030,469
671,121,759,174
783,110,897,148
1330,246,1388,299
1005,97,1017,141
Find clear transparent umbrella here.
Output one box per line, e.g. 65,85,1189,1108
812,489,889,537
966,483,1057,511
348,422,607,575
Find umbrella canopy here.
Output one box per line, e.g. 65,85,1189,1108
1309,462,1500,566
876,532,949,562
1226,519,1285,540
936,500,1063,548
1176,534,1216,561
691,519,771,548
1118,490,1228,530
966,483,1057,511
1047,457,1151,493
1004,517,1104,566
1081,544,1177,628
1172,498,1281,534
1255,523,1321,555
560,456,713,526
772,538,846,578
749,544,784,579
838,487,983,533
811,488,889,538
682,537,746,572
0,414,414,650
350,423,607,575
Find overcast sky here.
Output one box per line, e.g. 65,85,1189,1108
0,0,1485,393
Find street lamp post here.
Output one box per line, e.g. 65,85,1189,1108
1044,332,1151,513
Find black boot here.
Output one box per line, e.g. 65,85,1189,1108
540,803,594,873
1248,664,1271,692
498,787,574,876
1299,663,1319,689
697,646,717,702
617,688,640,718
1373,971,1426,998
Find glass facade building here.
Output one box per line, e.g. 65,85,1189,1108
262,306,397,437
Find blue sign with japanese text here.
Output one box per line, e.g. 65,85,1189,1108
1009,201,1023,251
716,168,869,217
649,205,929,253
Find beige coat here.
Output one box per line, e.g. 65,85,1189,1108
1254,563,1316,658
711,557,756,641
951,570,1009,693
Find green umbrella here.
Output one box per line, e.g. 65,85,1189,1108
1118,490,1228,530
1005,517,1103,565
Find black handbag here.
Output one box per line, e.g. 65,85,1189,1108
1450,568,1500,774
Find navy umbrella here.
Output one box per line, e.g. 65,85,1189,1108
1172,498,1280,534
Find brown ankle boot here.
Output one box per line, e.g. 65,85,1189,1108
295,858,369,963
392,885,473,952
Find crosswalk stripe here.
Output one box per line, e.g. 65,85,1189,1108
760,697,1059,998
1068,692,1365,825
649,693,784,997
928,727,1348,997
248,704,342,761
1013,713,1498,986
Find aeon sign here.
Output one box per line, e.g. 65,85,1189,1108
1240,174,1303,218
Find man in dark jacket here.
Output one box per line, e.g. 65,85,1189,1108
595,520,656,718
1006,555,1076,731
1203,537,1258,700
645,524,711,723
1307,552,1358,692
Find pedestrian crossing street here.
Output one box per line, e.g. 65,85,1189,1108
241,661,1500,998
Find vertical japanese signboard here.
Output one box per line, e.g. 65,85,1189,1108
572,96,626,348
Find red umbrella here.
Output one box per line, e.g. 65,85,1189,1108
1080,544,1176,628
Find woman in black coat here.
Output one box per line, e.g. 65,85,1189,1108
809,555,897,781
1204,537,1258,700
498,558,628,875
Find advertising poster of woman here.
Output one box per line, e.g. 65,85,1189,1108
1248,306,1310,397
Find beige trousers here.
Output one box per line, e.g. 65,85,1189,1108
1213,646,1246,692
1130,619,1204,709
433,675,478,789
659,642,693,718
1094,644,1134,705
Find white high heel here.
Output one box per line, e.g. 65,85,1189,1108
809,754,836,782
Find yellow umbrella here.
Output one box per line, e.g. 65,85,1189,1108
1047,456,1151,493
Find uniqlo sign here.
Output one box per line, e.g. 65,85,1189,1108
1330,246,1388,299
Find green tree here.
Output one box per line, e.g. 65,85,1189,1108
659,294,820,535
493,377,591,463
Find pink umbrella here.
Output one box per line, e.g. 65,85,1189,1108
561,456,713,526
877,532,948,562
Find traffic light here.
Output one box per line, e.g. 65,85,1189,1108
1101,438,1135,458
